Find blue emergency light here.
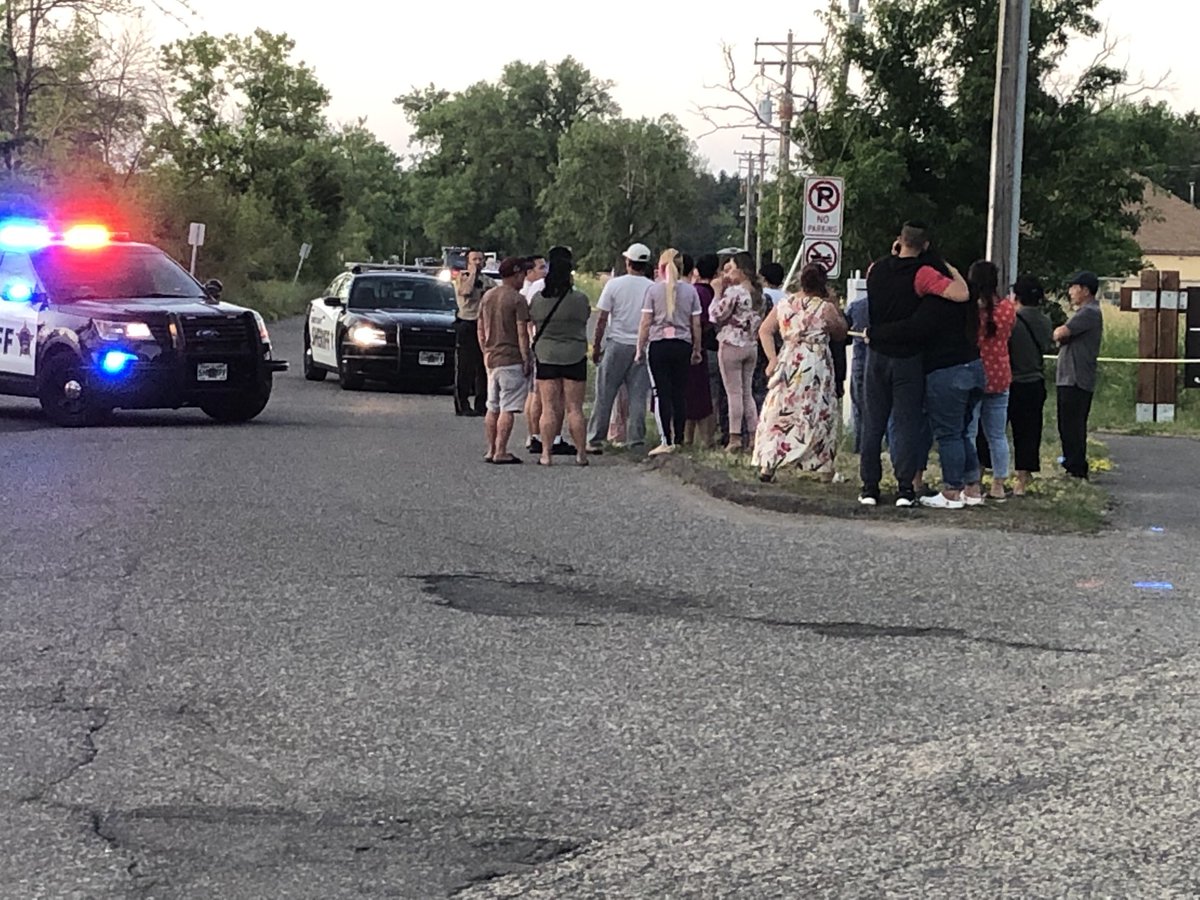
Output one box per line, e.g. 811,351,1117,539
1,279,33,302
100,351,137,374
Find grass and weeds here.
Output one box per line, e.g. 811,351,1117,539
231,279,325,322
653,426,1111,534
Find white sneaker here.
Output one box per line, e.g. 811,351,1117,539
963,494,985,507
920,493,965,510
858,494,878,507
648,444,675,457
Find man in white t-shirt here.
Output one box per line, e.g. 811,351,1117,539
585,242,654,452
520,255,547,304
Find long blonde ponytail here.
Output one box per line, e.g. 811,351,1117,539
660,248,680,317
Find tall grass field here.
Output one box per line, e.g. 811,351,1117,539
1075,307,1199,434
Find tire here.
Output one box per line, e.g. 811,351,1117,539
303,325,327,381
199,376,273,423
38,352,109,427
337,342,365,391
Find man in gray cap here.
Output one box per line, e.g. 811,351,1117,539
1053,270,1103,479
586,242,654,452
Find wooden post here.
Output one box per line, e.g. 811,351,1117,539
1156,271,1181,421
1188,287,1200,391
1135,269,1160,423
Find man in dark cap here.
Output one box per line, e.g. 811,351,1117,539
477,256,533,464
1053,270,1103,479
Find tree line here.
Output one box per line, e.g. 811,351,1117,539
4,0,1200,302
0,2,743,298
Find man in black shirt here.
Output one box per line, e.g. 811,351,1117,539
859,222,969,506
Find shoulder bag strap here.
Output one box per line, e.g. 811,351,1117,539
532,293,568,353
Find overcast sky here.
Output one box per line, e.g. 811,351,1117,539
148,0,1194,175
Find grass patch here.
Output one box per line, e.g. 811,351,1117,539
660,422,1110,534
235,279,324,322
1066,307,1200,435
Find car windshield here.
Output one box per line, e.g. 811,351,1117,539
30,244,206,302
349,276,455,311
444,248,467,270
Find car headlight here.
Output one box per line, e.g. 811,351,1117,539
94,320,153,341
437,269,452,282
251,310,271,345
348,323,388,346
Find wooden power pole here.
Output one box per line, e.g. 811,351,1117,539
985,0,1032,294
755,31,820,261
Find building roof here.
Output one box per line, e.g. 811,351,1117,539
1132,185,1200,256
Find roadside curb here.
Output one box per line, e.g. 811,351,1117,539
641,454,894,522
640,453,1112,534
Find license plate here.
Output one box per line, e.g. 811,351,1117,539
197,363,227,381
418,351,444,366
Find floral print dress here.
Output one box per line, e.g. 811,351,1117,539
752,294,838,475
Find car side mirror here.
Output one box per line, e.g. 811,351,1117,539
322,296,343,307
204,278,223,300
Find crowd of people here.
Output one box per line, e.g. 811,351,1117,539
451,223,1104,508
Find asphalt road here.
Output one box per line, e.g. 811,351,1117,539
1,316,1197,898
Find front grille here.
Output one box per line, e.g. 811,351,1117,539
148,322,173,347
396,325,456,352
179,314,252,354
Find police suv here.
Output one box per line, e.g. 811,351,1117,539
0,219,287,426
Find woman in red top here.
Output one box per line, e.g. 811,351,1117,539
965,261,1017,501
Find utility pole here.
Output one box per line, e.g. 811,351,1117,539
755,31,820,260
735,151,757,252
842,0,864,85
743,134,771,267
985,0,1031,294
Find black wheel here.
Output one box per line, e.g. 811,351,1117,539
303,325,327,381
337,342,364,391
199,376,273,423
38,352,109,427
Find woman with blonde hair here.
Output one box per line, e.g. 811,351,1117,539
636,248,703,456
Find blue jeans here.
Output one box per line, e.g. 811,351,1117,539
924,360,985,490
967,390,1010,482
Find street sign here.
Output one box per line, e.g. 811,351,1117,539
299,242,312,260
802,237,841,279
187,222,206,276
294,243,313,284
803,176,844,238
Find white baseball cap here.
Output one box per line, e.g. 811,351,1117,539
622,243,651,263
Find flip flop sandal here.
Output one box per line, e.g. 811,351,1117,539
492,456,523,465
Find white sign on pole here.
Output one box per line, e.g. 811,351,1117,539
187,222,206,247
299,242,312,260
803,176,844,238
802,237,842,279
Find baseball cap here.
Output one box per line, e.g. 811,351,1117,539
497,256,530,278
1066,270,1099,294
622,243,651,263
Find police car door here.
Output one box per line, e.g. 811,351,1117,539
309,274,347,368
0,251,41,379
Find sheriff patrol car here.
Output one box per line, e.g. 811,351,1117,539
0,218,287,426
303,263,457,390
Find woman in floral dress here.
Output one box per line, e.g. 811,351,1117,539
752,264,849,482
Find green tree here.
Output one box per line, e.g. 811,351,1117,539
395,57,618,253
791,0,1178,286
541,116,700,271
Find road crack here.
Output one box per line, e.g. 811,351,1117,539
728,616,1099,654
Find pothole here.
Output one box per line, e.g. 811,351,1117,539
420,575,705,621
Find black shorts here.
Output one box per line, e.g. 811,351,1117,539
535,358,588,382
